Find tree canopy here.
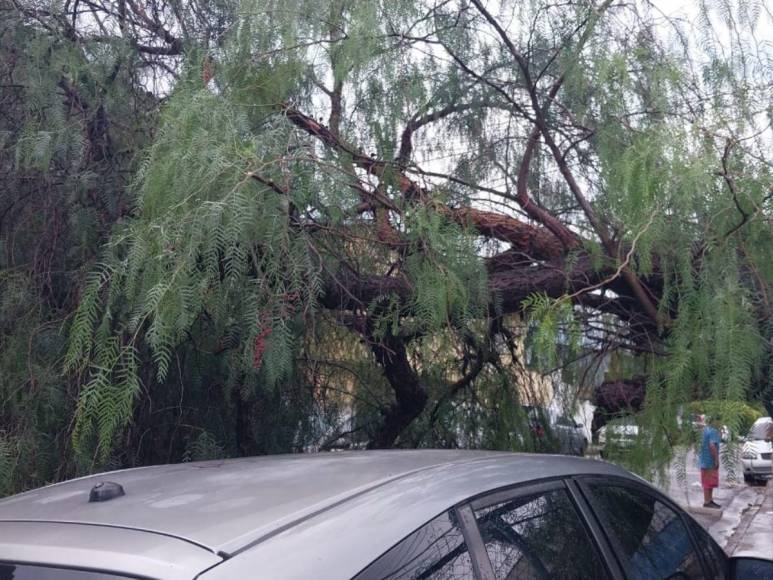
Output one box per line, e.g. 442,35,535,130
1,0,771,493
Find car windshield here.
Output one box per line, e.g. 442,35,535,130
0,563,133,579
749,418,772,441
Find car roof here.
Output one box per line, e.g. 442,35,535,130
749,416,773,439
0,450,638,577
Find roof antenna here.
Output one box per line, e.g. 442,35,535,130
89,481,125,502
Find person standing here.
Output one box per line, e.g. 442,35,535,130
700,416,722,509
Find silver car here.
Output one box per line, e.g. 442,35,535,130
0,450,771,579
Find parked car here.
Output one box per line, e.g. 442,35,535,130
1,450,771,579
597,416,639,458
741,416,773,484
554,414,589,456
521,405,587,456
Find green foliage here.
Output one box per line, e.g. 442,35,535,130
618,263,765,478
0,6,156,493
0,434,16,497
689,399,764,436
2,0,772,496
72,343,141,462
411,340,543,453
64,61,325,462
183,431,227,462
403,206,489,334
522,294,581,373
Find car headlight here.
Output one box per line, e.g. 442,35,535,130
742,450,759,460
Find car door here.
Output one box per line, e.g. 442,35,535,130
577,476,714,580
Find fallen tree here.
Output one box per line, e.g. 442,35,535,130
2,0,771,490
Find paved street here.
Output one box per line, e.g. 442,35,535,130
657,450,769,555
731,482,773,557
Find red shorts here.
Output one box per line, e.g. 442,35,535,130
701,468,719,489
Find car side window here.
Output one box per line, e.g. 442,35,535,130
586,483,705,579
353,510,474,580
685,517,728,580
474,488,609,579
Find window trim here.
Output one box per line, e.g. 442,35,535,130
349,507,478,580
564,479,626,580
576,475,714,579
455,504,496,580
468,480,565,512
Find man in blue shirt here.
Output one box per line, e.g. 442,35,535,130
700,416,721,509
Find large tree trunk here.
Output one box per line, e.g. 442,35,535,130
367,333,428,448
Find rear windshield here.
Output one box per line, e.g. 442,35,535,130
0,563,137,579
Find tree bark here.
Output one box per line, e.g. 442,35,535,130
367,332,428,448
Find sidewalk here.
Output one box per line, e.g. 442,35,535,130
594,447,768,554
728,480,773,557
659,451,766,549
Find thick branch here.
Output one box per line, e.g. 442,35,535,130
514,82,579,250
472,0,660,323
319,250,635,323
443,206,564,260
282,104,425,202
282,103,571,258
397,100,488,166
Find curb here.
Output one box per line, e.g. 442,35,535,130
726,478,773,557
680,503,723,517
763,478,773,507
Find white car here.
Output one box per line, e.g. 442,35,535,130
597,416,639,458
741,416,773,484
